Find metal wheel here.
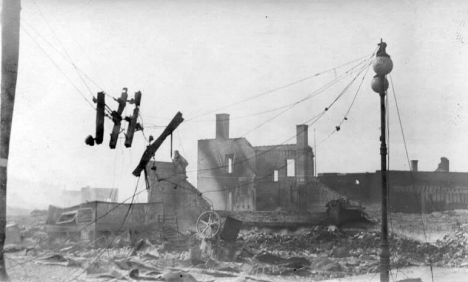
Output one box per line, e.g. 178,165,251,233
196,211,221,239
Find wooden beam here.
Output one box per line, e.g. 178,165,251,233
132,112,184,177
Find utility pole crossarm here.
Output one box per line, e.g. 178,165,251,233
132,111,184,177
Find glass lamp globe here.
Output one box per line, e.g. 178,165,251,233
371,76,389,93
373,56,393,76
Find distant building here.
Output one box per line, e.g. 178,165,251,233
197,114,340,212
81,187,118,203
61,187,119,207
62,190,82,207
319,157,468,213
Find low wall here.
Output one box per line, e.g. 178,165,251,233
215,210,327,228
391,185,468,213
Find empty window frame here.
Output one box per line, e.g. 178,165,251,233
286,159,295,177
273,170,279,182
225,154,234,174
56,211,77,225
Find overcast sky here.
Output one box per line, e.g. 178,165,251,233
3,0,468,206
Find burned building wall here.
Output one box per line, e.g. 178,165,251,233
197,138,256,211
319,162,468,213
147,152,210,232
197,114,256,211
253,124,315,211
197,115,341,212
254,145,297,211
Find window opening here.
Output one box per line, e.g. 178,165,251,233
286,159,295,177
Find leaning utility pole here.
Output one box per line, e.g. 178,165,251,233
132,112,184,177
0,0,21,280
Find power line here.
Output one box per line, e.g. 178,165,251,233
317,59,373,145
240,55,374,137
29,0,109,92
135,56,371,125
390,74,435,282
68,177,143,281
21,25,96,110
186,55,375,184
186,52,375,122
192,68,364,176
20,17,106,94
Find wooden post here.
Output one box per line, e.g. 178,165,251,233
0,0,21,279
109,88,128,149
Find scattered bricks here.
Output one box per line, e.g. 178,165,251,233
331,245,350,258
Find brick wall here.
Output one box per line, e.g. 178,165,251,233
319,171,468,213
147,161,210,232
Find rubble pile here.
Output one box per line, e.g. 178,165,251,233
237,225,468,277
434,224,468,267
4,212,468,281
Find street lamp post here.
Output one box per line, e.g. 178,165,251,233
371,39,393,282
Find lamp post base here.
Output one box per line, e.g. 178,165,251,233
380,241,390,282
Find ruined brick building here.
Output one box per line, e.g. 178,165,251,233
146,151,210,231
197,114,340,212
319,158,468,213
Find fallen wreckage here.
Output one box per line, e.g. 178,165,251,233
45,201,164,246
45,197,373,250
190,199,374,261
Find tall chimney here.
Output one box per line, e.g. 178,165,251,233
296,124,308,149
411,160,418,172
296,124,309,184
216,114,229,139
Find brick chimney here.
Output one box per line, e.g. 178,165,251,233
411,160,418,172
216,114,229,140
296,124,309,184
436,157,449,172
296,124,308,149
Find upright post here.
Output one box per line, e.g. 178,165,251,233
379,89,390,282
109,88,128,149
371,39,393,282
314,128,317,177
0,0,22,280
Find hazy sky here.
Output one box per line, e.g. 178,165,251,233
4,0,468,205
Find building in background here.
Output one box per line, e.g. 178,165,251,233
319,157,468,213
61,187,119,207
197,114,340,212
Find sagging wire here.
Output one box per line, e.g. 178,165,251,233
186,52,376,122
21,25,96,111
316,59,373,146
192,70,369,176
389,74,435,282
68,177,143,281
240,54,374,138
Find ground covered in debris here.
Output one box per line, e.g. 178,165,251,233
4,210,468,281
